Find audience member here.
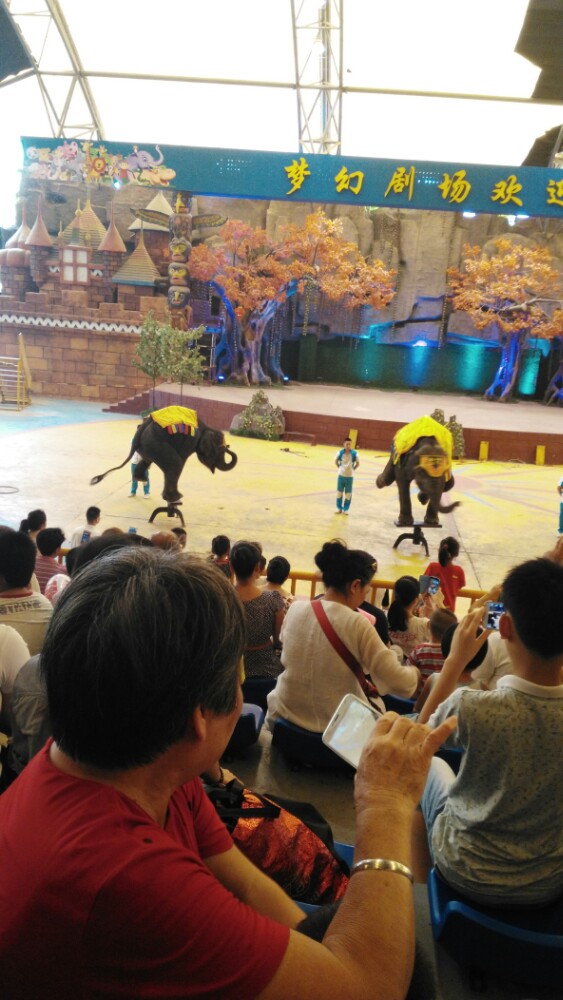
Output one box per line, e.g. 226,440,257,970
231,541,285,679
424,536,466,611
67,506,101,548
0,624,30,731
209,534,232,579
414,617,488,712
4,654,48,782
18,509,46,545
387,576,431,658
171,526,187,549
263,555,293,605
470,629,512,689
267,541,419,732
0,545,454,999
0,530,52,654
409,608,457,681
419,558,563,906
151,530,182,551
34,528,68,594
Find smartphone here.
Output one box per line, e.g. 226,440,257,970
322,694,382,769
486,600,504,630
128,527,137,534
419,574,440,595
80,530,91,544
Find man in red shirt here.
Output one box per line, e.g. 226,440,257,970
0,547,454,1000
34,527,68,594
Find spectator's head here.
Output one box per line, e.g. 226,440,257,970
501,558,563,661
429,608,457,643
230,541,262,582
71,532,153,575
0,529,36,589
171,527,187,549
86,506,101,526
315,540,376,606
101,527,125,538
211,535,230,558
388,576,420,632
36,528,65,558
438,536,460,568
19,509,47,536
150,530,181,552
41,549,246,771
266,555,291,586
442,622,489,670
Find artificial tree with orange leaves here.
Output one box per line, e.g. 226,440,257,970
188,210,396,384
449,239,563,401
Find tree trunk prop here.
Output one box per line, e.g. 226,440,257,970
484,333,525,402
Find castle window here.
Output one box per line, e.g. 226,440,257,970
61,246,90,285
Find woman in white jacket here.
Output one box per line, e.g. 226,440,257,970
266,540,419,733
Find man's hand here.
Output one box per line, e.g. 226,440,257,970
354,711,457,814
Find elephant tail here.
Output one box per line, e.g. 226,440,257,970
90,447,136,486
438,500,462,514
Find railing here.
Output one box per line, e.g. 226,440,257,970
0,333,32,410
287,570,485,611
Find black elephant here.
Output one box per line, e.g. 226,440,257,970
91,407,237,503
376,417,460,527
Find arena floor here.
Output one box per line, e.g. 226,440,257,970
1,387,561,597
1,387,561,999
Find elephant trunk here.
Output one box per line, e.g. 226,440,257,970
215,446,238,472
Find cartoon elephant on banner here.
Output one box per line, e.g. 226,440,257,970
376,416,460,526
91,406,237,504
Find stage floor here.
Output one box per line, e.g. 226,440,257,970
1,387,561,595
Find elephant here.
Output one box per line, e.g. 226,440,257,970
376,418,460,527
91,408,237,504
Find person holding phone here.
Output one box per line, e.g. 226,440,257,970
418,558,563,906
424,536,466,611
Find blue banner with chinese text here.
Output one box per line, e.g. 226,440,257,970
21,137,563,219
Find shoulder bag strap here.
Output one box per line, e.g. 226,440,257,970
310,600,379,698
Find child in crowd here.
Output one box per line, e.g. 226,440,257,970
34,528,68,595
419,558,563,906
414,618,489,713
425,536,466,611
387,575,431,659
208,534,232,579
68,507,101,548
18,509,46,545
263,555,293,607
409,607,457,681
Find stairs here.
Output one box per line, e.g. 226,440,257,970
103,389,153,415
0,334,32,409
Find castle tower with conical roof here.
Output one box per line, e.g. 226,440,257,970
112,228,162,311
25,197,53,286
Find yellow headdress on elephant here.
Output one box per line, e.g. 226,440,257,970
392,416,453,481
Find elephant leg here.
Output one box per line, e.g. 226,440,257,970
395,476,414,526
144,441,185,503
376,453,396,489
423,502,440,526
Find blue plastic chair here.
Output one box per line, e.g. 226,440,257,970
222,703,264,758
271,717,350,770
428,867,563,988
241,677,277,712
382,693,416,715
